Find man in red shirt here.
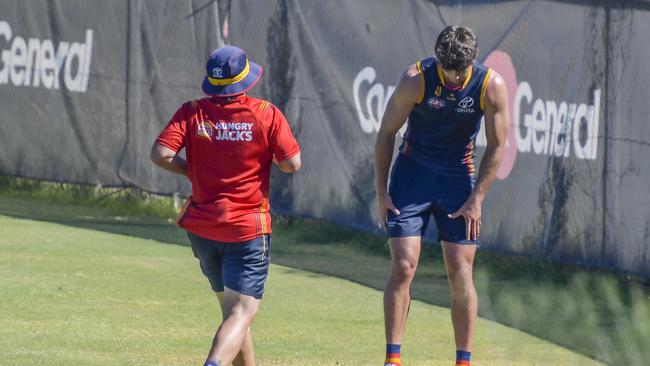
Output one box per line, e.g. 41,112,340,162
151,45,301,366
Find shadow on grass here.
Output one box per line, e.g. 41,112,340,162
2,194,649,365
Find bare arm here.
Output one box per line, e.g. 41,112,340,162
374,64,423,221
474,72,509,200
275,153,301,173
449,71,509,240
150,143,188,176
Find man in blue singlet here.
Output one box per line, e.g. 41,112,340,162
374,26,509,366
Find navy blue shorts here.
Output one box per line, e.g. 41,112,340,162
386,155,478,244
187,232,271,299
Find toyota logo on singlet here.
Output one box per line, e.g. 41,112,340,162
458,96,474,108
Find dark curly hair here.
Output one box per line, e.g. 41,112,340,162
434,26,478,71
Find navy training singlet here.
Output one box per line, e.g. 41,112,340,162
399,57,493,177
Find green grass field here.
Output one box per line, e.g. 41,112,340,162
0,213,601,365
1,178,649,365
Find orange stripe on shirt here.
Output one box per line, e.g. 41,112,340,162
480,68,493,110
259,211,268,234
175,198,192,227
416,60,425,104
259,198,271,234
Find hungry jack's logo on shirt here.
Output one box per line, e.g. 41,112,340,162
214,121,254,141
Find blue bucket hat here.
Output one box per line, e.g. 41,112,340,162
201,45,263,97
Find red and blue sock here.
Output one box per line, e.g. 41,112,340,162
456,350,471,365
385,343,401,365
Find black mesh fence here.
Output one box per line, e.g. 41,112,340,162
1,0,649,277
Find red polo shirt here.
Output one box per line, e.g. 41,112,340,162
155,94,300,242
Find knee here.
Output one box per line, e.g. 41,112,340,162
226,307,255,326
224,301,259,323
446,264,473,291
392,258,418,283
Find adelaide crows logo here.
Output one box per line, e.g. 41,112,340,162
197,121,213,138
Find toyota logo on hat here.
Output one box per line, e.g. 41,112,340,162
201,45,263,97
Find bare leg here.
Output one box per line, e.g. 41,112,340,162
233,328,255,366
384,236,422,344
216,292,256,366
441,241,478,351
207,287,260,365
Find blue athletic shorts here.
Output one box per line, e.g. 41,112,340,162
385,155,478,244
187,231,271,299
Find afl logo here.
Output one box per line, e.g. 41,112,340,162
427,97,446,109
212,67,223,77
458,96,474,108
